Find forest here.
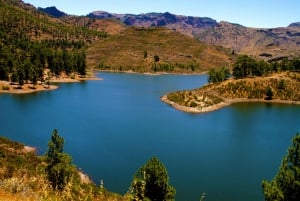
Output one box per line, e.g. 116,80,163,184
208,55,300,83
0,0,107,87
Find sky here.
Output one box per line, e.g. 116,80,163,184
24,0,300,28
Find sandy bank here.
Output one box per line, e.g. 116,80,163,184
0,81,58,94
0,76,101,94
161,95,300,114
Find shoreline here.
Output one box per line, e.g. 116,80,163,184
97,69,208,76
0,76,101,95
161,95,300,114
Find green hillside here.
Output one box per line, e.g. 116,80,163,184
0,0,108,92
87,27,235,73
0,0,106,41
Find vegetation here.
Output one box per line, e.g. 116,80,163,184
208,67,230,83
164,53,300,112
0,0,108,89
232,55,300,79
88,27,234,73
0,131,177,201
262,133,300,201
0,131,127,201
129,156,176,201
45,129,74,191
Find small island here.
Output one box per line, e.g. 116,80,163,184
162,55,300,113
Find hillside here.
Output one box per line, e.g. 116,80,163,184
37,5,300,68
87,10,300,61
162,72,300,113
61,16,126,36
0,0,109,94
197,21,300,61
88,11,217,37
87,27,234,73
0,0,106,41
0,136,128,201
35,7,234,73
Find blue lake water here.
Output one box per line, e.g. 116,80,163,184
1,72,300,201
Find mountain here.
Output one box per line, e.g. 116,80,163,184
38,6,67,18
88,10,300,60
61,15,126,35
0,0,233,77
36,5,300,61
289,22,300,28
88,11,217,37
197,21,300,60
87,27,234,73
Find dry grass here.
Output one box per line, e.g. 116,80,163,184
87,27,234,72
164,72,300,113
0,137,128,201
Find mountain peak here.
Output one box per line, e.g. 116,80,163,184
288,22,300,28
38,6,67,18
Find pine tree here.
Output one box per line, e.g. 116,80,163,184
130,156,176,201
262,133,300,201
45,129,74,191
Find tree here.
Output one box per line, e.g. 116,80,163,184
154,55,160,62
208,67,230,83
45,129,73,191
144,50,148,59
262,133,300,201
232,55,257,78
265,87,274,100
130,156,176,201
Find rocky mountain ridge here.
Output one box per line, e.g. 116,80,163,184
35,5,300,60
88,11,217,37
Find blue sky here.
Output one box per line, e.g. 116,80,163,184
24,0,300,28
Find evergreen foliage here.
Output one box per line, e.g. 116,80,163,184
130,156,176,201
0,0,108,85
262,133,300,201
232,55,300,79
208,67,230,83
45,129,74,191
265,87,274,100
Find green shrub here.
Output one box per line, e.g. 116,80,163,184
2,85,9,90
190,101,198,107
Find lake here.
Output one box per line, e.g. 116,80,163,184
1,72,300,201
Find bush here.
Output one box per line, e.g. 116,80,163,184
1,85,9,90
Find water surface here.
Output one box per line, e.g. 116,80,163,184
1,72,299,201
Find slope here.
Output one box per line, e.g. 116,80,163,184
0,136,128,201
197,21,300,61
87,27,235,73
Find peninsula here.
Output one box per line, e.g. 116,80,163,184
162,71,300,113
